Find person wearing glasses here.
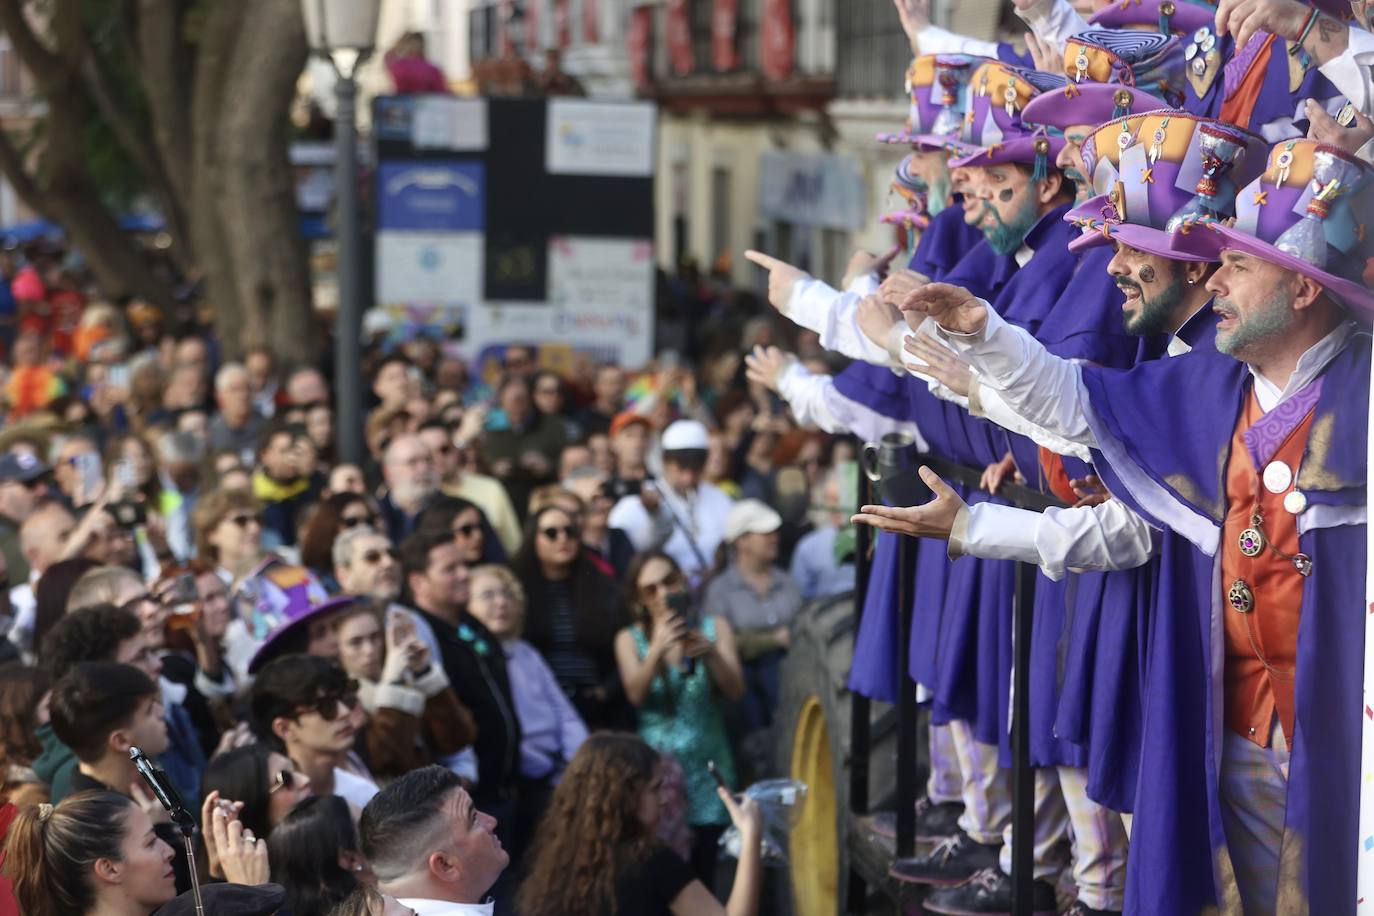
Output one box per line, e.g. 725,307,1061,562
614,551,745,882
201,743,314,852
249,653,380,811
191,487,268,586
334,525,404,605
512,503,631,732
300,492,378,588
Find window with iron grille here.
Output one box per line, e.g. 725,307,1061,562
835,0,909,98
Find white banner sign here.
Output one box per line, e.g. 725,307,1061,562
376,231,483,304
412,97,489,151
545,99,656,177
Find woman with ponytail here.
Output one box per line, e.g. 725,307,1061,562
3,790,176,916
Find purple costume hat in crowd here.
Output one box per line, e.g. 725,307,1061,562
1169,138,1374,312
878,54,986,149
1022,28,1184,130
1066,110,1266,259
1089,0,1218,38
881,154,932,231
240,557,357,673
947,60,1067,171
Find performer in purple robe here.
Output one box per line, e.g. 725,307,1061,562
878,136,1374,915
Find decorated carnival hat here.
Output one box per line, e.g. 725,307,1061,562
1168,138,1374,311
878,54,985,149
880,154,932,230
1065,110,1266,259
1022,28,1182,130
946,61,1067,172
237,558,357,674
1089,0,1218,38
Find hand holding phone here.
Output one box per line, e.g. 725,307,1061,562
707,759,730,793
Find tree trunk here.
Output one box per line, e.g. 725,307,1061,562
216,0,313,364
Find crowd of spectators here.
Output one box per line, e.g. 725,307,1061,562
0,242,858,914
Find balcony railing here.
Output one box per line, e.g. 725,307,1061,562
834,0,912,99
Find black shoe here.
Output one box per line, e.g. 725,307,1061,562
921,867,1059,915
868,797,965,842
1061,902,1122,916
887,830,1001,887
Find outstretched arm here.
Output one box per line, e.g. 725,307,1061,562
901,283,1097,448
851,467,1157,579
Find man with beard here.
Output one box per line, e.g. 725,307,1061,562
884,137,1374,915
379,433,441,543
334,525,403,603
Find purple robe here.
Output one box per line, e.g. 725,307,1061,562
1056,303,1220,812
846,204,984,703
1078,330,1369,914
929,205,1083,746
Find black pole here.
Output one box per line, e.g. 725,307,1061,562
333,71,364,467
1010,561,1037,916
894,530,918,859
846,464,873,914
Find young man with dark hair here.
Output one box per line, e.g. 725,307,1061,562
249,653,378,809
50,661,168,788
360,765,508,914
41,602,157,681
399,530,519,823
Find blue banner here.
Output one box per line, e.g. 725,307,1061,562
377,161,485,232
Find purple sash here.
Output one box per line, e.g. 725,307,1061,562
1242,376,1323,471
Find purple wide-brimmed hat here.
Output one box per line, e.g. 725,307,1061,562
1089,0,1217,37
1065,109,1267,259
877,54,986,150
1022,28,1183,129
1169,138,1374,312
946,60,1067,168
240,558,358,673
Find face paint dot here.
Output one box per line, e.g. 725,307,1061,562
998,188,1015,202
1138,264,1156,282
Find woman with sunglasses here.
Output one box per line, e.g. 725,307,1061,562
200,743,314,869
415,495,506,565
512,503,633,731
613,551,745,883
299,493,378,588
192,488,268,586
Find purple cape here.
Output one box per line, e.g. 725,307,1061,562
1079,330,1369,913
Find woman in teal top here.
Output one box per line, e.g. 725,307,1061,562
615,549,746,883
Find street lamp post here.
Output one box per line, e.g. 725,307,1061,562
301,0,382,467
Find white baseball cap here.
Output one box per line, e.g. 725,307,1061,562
725,499,783,543
661,419,709,452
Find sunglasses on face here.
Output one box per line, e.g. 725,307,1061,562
539,525,579,542
339,514,375,529
227,513,263,530
269,769,298,794
297,689,360,722
639,572,684,598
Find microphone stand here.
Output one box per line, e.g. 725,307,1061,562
130,746,205,916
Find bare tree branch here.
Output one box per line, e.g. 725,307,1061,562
0,126,54,220
0,0,63,86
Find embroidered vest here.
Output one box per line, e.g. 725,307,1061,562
1219,389,1315,747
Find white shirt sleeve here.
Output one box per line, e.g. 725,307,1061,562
1318,25,1374,116
786,277,902,366
972,383,1095,463
1015,0,1090,54
949,498,1158,580
916,24,1002,58
776,362,929,448
941,306,1098,448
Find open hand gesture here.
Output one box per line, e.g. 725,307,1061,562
899,282,988,335
851,466,967,540
744,345,797,394
903,332,974,398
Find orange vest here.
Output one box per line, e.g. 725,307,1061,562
1219,391,1314,748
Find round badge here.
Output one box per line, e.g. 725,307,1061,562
1262,460,1293,494
1161,0,1175,13
1194,27,1210,42
1201,33,1215,53
1283,490,1308,515
1192,57,1206,75
1276,150,1294,168
1185,43,1198,61
1238,527,1265,558
1227,579,1254,613
1004,86,1017,103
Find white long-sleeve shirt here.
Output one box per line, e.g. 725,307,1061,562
1319,25,1374,117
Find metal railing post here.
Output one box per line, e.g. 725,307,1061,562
1010,560,1038,916
895,531,919,859
847,460,873,914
